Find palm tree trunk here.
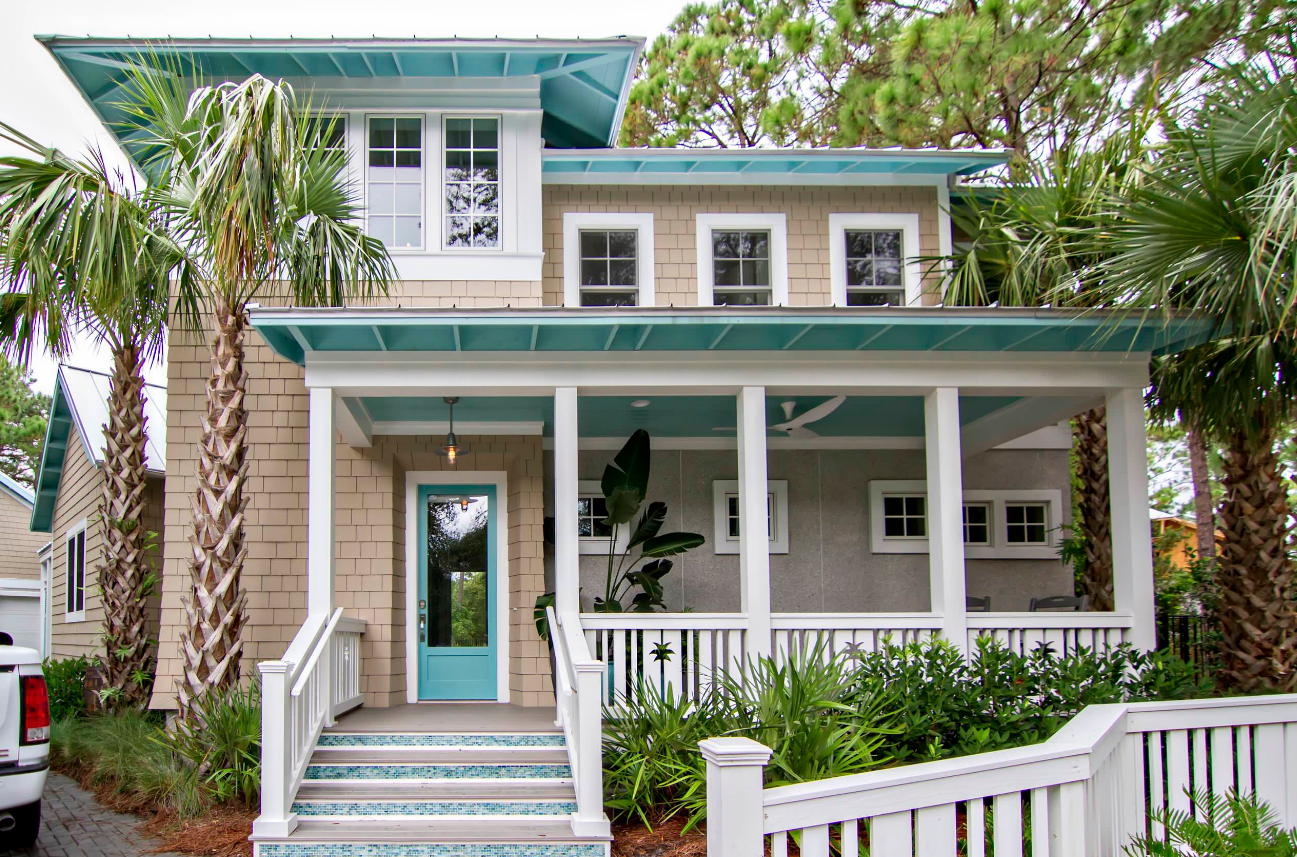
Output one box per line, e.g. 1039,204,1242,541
1216,427,1297,693
1185,420,1216,562
177,300,249,724
97,341,155,708
1074,407,1114,611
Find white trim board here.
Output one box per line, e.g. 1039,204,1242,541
404,470,511,704
695,213,789,307
540,424,1072,452
563,212,656,307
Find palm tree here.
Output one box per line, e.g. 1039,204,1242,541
0,123,192,707
116,61,395,723
1099,71,1297,692
940,117,1154,611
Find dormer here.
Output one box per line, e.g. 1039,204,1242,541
40,36,643,281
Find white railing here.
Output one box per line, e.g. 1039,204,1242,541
253,608,366,839
967,612,1134,656
771,613,942,662
549,607,611,837
582,612,748,708
702,693,1297,857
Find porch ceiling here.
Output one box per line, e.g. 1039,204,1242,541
247,306,1217,366
356,394,1022,438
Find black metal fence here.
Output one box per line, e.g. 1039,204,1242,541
1156,613,1216,676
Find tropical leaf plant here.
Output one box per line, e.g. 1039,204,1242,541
1125,790,1297,856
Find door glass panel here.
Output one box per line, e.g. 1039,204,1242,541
425,494,489,648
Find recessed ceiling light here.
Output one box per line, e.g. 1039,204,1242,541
631,399,651,408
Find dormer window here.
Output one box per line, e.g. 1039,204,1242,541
366,116,424,250
444,117,500,249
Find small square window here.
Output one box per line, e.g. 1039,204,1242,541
1006,503,1048,545
577,495,612,539
579,230,638,306
712,230,771,305
845,229,904,306
882,495,926,538
963,503,991,546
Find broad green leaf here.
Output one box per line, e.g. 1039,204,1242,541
601,428,650,500
602,486,643,526
641,532,705,558
627,501,667,550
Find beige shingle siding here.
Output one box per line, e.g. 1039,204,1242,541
153,323,550,708
541,184,943,307
0,491,44,581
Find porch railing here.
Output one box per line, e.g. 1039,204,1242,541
548,607,610,837
703,693,1297,857
253,608,366,838
966,611,1134,656
771,613,942,662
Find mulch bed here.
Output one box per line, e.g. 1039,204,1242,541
611,816,708,857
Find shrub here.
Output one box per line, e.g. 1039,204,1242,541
161,680,262,807
1126,790,1297,855
42,655,90,721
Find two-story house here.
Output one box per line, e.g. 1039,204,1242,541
41,34,1210,857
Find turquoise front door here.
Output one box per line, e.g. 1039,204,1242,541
416,485,497,700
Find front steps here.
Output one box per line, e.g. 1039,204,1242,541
252,731,610,857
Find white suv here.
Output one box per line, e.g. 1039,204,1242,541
0,636,50,848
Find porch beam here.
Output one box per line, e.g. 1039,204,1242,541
925,387,967,652
336,397,374,448
308,387,336,616
737,387,773,659
1106,387,1156,650
554,387,580,615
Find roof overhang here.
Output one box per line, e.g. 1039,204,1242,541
37,35,644,158
247,305,1216,367
542,147,1011,182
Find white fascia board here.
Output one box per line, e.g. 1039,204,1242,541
542,172,951,187
371,420,545,436
387,252,544,281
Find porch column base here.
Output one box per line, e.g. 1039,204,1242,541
569,814,612,838
251,814,299,839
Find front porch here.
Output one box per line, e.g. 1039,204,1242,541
246,306,1210,840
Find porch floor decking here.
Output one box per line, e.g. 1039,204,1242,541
326,703,560,734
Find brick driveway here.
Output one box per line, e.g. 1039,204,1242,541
1,773,185,857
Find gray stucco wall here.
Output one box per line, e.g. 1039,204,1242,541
543,446,1076,613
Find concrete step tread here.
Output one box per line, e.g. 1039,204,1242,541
310,748,569,765
303,763,572,782
255,817,611,843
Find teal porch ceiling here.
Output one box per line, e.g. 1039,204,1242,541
360,394,1020,439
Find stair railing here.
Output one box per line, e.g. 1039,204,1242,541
254,607,366,838
548,605,610,837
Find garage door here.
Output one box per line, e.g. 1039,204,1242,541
0,593,43,654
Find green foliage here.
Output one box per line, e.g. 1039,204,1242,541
0,356,48,487
1126,791,1297,856
161,680,261,807
42,655,90,721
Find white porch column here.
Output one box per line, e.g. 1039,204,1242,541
925,387,968,653
554,387,580,615
737,387,772,660
1106,387,1156,650
308,387,336,616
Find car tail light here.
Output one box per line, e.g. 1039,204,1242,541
20,675,50,745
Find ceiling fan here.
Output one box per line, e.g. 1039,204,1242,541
713,396,846,439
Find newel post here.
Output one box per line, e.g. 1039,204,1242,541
571,661,609,836
701,737,772,857
252,659,297,838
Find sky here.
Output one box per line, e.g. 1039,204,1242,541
0,0,685,396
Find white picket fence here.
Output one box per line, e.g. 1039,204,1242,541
702,694,1297,857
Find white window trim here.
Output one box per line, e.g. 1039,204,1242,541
577,480,631,555
364,113,427,253
440,113,504,254
563,213,656,307
712,479,789,554
64,518,87,623
696,213,789,307
869,481,1063,559
829,213,923,307
962,501,993,547
1005,500,1051,546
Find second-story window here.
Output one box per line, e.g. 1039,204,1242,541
367,116,423,250
579,230,638,306
845,230,905,305
712,230,771,305
445,117,500,249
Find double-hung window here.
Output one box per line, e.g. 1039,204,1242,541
65,524,85,621
711,230,771,305
844,229,905,305
444,117,500,249
579,231,639,306
367,116,423,249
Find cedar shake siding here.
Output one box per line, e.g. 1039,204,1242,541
0,490,45,581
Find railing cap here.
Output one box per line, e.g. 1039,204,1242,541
700,737,773,767
257,659,292,675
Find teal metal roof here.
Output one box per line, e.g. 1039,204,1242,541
30,366,167,533
38,36,643,152
247,306,1216,366
542,147,1010,179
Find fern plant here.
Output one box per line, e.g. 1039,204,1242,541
1126,791,1297,856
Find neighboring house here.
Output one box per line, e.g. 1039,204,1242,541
0,472,50,654
42,35,1213,855
28,365,167,662
1151,509,1221,572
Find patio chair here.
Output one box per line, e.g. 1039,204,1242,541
1028,595,1088,612
965,595,991,612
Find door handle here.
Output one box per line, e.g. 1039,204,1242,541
419,613,426,643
